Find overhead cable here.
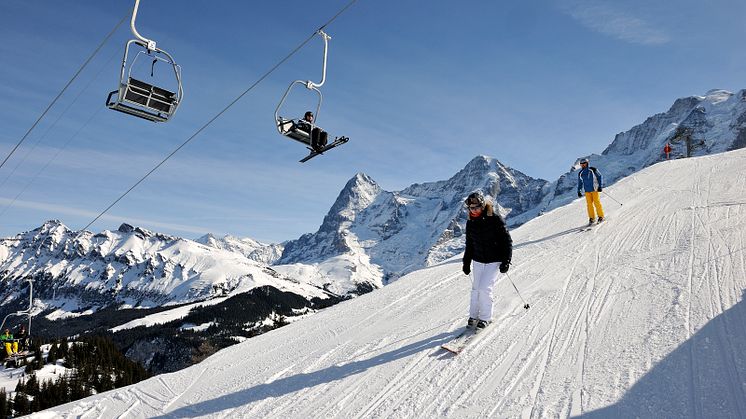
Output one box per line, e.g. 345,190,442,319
0,13,128,172
78,0,361,234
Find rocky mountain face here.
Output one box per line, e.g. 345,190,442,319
279,159,549,281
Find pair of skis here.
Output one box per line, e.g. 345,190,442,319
579,217,606,232
441,325,492,355
299,136,349,163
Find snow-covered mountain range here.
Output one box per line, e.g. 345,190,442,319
42,143,746,418
0,222,338,317
1,89,745,323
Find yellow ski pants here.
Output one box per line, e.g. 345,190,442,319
4,341,17,356
585,191,605,219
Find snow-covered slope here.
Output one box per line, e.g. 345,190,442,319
40,148,746,418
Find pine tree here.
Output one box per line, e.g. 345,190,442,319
48,342,58,364
25,374,39,398
15,378,25,395
0,388,8,418
13,391,29,416
58,336,69,359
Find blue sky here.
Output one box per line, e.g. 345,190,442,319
0,0,744,243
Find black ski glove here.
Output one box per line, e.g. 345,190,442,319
597,187,602,192
577,191,582,198
462,263,471,275
499,261,510,273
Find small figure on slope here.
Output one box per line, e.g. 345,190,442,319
577,158,605,225
462,192,513,331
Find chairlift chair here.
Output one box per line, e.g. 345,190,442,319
275,80,322,146
274,31,349,162
106,0,183,123
0,278,34,365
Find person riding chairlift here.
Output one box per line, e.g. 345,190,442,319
0,329,17,356
296,111,328,152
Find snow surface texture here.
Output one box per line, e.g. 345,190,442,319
37,148,746,418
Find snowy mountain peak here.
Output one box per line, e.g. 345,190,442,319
194,233,283,265
32,219,70,237
703,88,733,104
331,172,382,215
117,223,136,233
280,155,548,278
462,155,498,174
195,232,218,243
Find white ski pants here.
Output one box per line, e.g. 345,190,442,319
469,261,500,321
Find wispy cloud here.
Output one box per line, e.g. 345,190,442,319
0,197,214,236
561,1,670,45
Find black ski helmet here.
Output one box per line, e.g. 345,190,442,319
464,191,485,208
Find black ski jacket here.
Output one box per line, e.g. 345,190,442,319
463,213,513,265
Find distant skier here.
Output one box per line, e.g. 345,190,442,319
462,192,513,331
664,142,672,159
577,158,605,225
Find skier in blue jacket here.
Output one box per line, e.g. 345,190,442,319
577,158,605,225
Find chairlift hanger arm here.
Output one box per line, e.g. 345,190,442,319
307,31,331,89
131,0,157,51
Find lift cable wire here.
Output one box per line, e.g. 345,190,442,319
78,0,360,234
0,105,107,219
0,47,121,206
0,13,128,173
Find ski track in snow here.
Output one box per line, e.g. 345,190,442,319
38,149,746,418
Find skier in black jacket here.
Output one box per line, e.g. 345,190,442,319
462,191,513,330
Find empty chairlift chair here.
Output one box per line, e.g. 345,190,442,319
106,0,183,123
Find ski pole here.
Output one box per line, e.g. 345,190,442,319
601,190,623,206
506,272,530,310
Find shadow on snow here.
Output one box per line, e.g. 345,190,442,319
154,332,453,418
577,289,746,418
